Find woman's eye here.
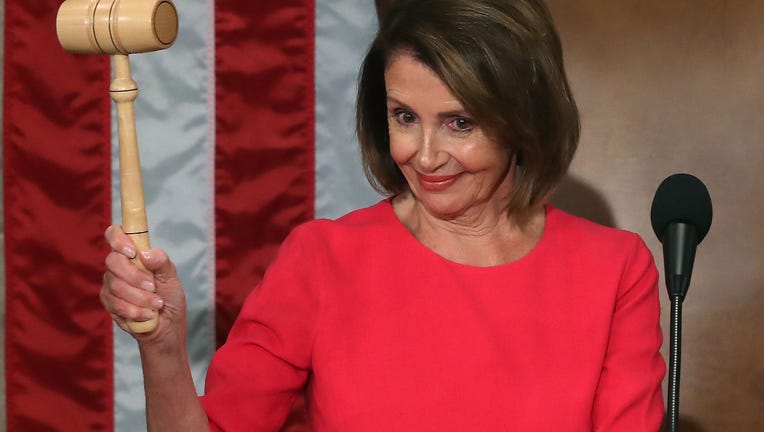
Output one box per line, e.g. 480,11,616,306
449,117,474,132
393,110,417,125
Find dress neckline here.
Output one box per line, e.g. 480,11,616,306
379,198,554,271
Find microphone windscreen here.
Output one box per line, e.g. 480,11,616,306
650,173,713,243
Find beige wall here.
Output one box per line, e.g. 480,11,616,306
547,1,764,430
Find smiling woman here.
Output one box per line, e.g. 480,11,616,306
98,0,666,430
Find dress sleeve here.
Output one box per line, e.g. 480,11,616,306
592,235,666,431
200,224,323,431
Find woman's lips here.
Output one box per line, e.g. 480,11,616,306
416,172,462,192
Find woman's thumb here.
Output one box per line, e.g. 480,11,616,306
138,248,179,287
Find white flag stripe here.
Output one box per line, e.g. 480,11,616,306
112,0,216,430
315,0,382,220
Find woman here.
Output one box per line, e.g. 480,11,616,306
102,0,666,430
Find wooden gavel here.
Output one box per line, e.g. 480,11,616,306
57,0,179,333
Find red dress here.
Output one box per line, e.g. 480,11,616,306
201,201,665,431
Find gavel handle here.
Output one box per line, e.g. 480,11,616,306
111,54,158,333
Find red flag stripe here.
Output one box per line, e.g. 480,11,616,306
3,1,113,430
214,0,316,344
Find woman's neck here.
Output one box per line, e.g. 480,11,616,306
392,192,545,267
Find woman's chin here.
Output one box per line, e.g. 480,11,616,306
414,194,469,219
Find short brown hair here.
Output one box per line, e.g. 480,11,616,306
357,0,580,211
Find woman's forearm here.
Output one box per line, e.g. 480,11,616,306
140,340,210,432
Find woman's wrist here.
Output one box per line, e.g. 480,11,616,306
137,325,187,358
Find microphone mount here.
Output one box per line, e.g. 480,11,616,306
661,222,698,301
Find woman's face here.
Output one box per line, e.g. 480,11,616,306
385,52,514,218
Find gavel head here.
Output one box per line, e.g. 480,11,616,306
57,0,178,55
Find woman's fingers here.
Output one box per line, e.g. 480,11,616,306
102,271,163,322
102,225,188,340
105,225,137,259
105,250,155,292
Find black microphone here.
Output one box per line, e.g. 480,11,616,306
650,173,713,432
650,173,713,301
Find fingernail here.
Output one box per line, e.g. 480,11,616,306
140,250,152,260
141,280,156,292
153,298,164,310
122,246,136,259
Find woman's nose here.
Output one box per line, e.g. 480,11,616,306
417,130,448,172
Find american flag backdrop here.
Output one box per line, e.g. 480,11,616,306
3,1,385,430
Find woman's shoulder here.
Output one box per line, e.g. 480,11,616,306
548,205,642,238
545,205,652,260
285,199,398,247
543,206,657,295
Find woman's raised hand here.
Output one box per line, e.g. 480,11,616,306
101,225,187,347
102,226,210,430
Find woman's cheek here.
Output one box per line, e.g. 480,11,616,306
388,132,417,166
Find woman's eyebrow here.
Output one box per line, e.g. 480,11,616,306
386,95,469,121
436,110,469,120
386,96,467,116
385,95,408,108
